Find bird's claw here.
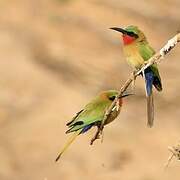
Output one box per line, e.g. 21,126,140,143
112,101,120,112
115,100,120,111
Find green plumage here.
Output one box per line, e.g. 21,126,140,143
138,42,162,91
66,90,119,133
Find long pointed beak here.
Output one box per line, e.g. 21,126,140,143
110,27,127,34
121,93,134,98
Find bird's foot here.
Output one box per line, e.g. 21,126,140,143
112,101,119,112
115,100,120,111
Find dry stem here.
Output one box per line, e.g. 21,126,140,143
165,143,180,168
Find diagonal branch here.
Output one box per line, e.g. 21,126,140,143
90,33,180,145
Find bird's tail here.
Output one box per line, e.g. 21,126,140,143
55,129,81,162
144,68,154,128
147,92,154,127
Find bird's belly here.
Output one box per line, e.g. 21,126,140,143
105,108,121,125
123,45,144,70
126,56,144,70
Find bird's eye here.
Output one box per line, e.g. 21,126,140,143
109,96,116,101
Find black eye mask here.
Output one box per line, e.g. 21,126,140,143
109,96,116,101
126,31,139,38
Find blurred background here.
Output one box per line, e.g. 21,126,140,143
0,0,180,179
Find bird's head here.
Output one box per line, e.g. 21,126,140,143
110,25,146,45
100,90,132,106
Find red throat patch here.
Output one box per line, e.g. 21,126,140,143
122,35,135,45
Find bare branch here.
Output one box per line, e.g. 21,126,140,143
90,33,180,145
165,143,180,168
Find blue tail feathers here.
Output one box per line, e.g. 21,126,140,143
144,68,154,96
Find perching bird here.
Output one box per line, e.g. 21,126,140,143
110,25,162,127
55,90,131,161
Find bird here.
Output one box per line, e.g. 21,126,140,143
55,90,132,161
110,25,162,127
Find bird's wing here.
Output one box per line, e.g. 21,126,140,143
138,43,158,74
139,43,162,91
66,109,84,126
66,101,109,133
138,42,155,61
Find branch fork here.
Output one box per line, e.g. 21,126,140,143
165,143,180,168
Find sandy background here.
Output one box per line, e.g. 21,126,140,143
0,0,180,179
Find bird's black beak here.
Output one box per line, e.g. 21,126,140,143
121,93,134,98
110,27,128,34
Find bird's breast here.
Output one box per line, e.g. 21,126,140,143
105,107,121,125
123,44,144,70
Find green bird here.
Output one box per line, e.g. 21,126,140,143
55,90,131,161
110,25,162,127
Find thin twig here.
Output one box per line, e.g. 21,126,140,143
90,33,180,145
165,143,180,168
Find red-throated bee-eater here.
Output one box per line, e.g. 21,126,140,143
55,90,132,161
110,25,162,127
